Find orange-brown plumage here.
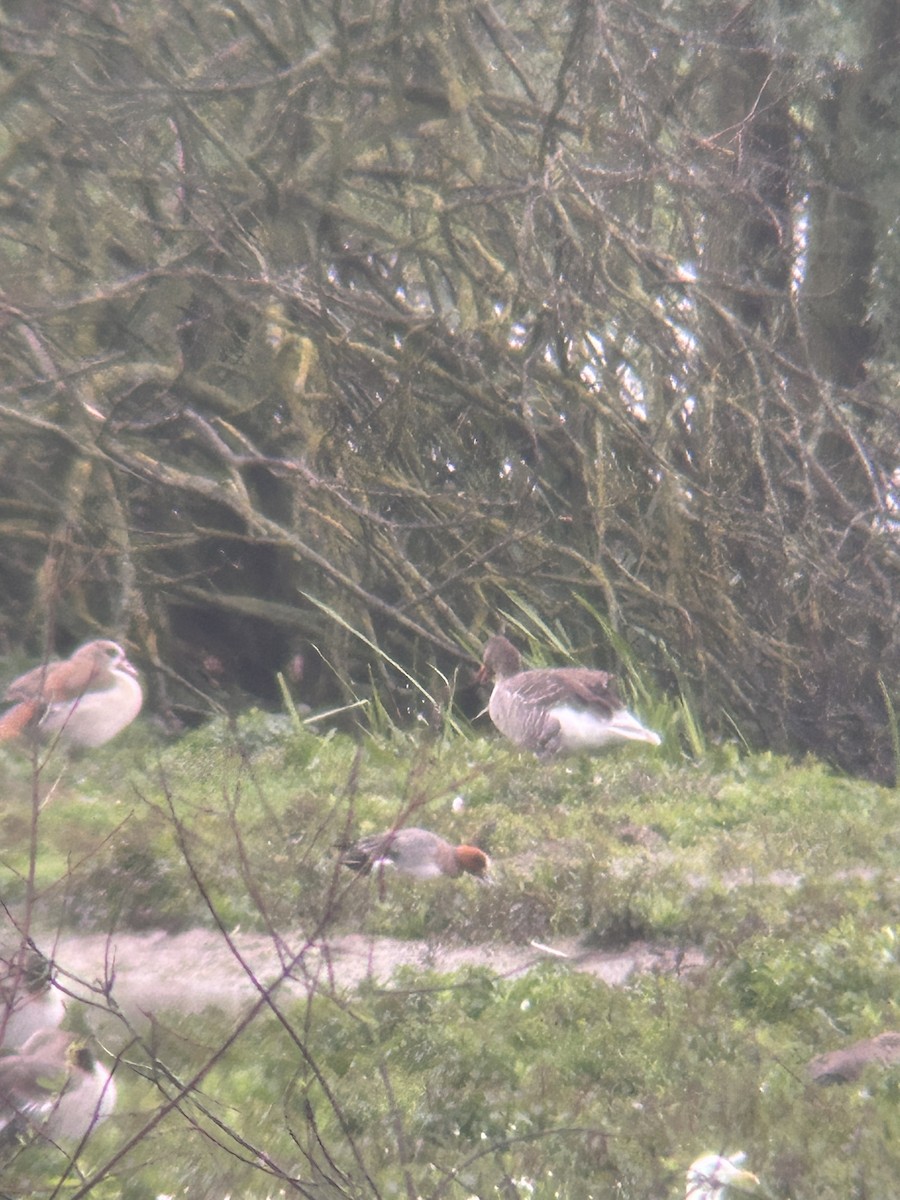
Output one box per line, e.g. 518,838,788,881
0,640,142,748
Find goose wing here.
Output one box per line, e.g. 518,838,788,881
508,667,623,715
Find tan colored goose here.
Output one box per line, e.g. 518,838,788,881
475,635,661,758
341,827,490,881
0,640,142,748
0,1029,117,1143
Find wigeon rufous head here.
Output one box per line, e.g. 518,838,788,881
475,635,661,758
341,827,491,882
0,640,142,748
0,948,66,1051
685,1152,760,1199
0,1029,117,1144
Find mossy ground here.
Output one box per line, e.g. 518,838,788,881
0,713,897,1198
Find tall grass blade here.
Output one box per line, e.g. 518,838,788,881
877,672,899,788
678,695,706,758
721,708,752,753
276,671,306,733
573,594,652,702
494,590,575,660
300,591,468,737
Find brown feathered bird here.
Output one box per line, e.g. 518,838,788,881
341,827,490,881
475,635,660,758
0,640,142,748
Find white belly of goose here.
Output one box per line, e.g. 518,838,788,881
549,704,662,751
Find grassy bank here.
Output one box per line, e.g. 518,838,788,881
0,714,897,1198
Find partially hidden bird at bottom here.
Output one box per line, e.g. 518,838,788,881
0,639,142,748
341,827,491,881
0,949,66,1050
685,1152,760,1199
476,634,661,757
0,1029,116,1144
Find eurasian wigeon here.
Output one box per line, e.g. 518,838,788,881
0,640,142,748
685,1153,760,1199
475,635,661,757
341,827,491,881
0,1029,117,1144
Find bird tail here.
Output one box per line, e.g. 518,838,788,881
0,702,39,742
609,710,662,745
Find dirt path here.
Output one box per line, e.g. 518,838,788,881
37,864,881,1040
48,928,706,1034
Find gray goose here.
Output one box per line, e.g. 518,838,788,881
341,827,490,881
475,635,661,758
0,640,142,748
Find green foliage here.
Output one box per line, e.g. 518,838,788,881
2,720,899,1197
727,915,900,1027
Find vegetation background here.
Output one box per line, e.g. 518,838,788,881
0,0,897,780
0,1,898,1198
